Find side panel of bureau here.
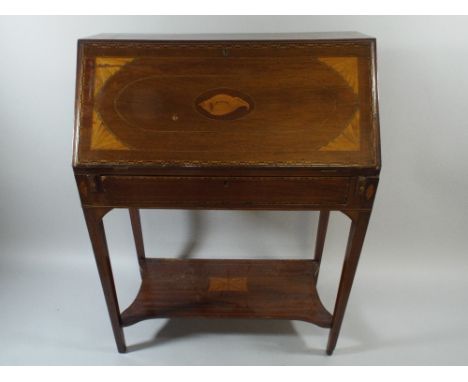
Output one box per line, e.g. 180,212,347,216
77,176,355,209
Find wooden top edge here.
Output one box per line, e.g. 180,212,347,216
80,32,375,42
72,163,381,177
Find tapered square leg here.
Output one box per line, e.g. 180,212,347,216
129,208,146,275
326,210,371,355
83,207,127,353
313,210,330,279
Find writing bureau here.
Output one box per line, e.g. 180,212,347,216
73,32,381,355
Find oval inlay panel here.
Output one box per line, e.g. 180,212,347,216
195,89,254,120
95,56,359,152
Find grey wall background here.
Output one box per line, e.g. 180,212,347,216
0,16,467,365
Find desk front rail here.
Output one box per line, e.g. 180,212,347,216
77,174,377,210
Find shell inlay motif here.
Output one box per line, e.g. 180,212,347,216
198,94,250,116
195,89,254,120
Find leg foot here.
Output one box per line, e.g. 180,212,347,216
117,344,127,353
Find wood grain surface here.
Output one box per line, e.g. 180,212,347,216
121,258,332,328
73,37,380,171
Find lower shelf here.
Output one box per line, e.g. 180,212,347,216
120,258,332,328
